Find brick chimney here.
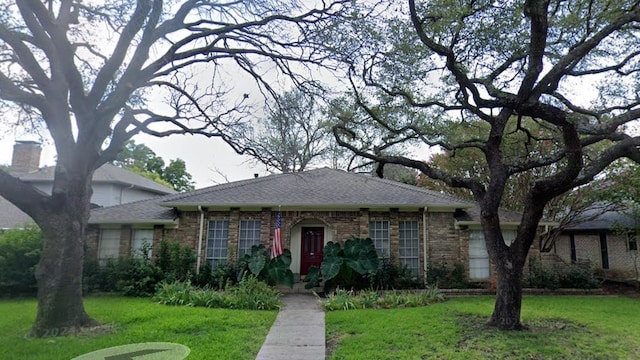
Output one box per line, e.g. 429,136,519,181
11,141,42,173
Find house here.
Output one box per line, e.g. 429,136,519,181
551,210,639,280
88,167,550,282
0,141,176,229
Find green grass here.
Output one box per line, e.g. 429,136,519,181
0,296,277,360
326,296,640,360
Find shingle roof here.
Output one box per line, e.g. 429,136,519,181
90,168,479,224
13,163,175,195
89,196,176,225
566,209,638,231
162,167,471,209
0,196,34,229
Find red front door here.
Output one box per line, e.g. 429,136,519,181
301,227,324,275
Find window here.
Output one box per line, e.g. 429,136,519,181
468,231,490,280
399,221,420,277
131,229,153,259
468,230,517,280
206,220,229,268
239,220,261,257
369,221,390,258
628,233,638,251
98,228,120,263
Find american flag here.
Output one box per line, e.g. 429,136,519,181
271,210,283,259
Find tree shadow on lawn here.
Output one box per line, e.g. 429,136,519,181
454,313,599,360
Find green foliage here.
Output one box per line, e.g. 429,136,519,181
113,140,195,191
372,258,423,290
0,227,42,297
193,261,238,290
155,239,196,282
320,286,445,311
154,276,281,310
237,244,294,288
525,258,600,290
426,260,477,289
83,256,164,297
305,237,379,291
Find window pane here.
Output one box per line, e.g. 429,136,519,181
132,229,154,258
468,231,489,280
99,229,120,261
206,220,229,268
399,221,420,278
369,220,390,258
239,220,261,257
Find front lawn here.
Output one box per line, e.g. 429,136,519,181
0,296,277,360
326,295,640,359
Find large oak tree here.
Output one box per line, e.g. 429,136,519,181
0,0,346,337
329,0,640,329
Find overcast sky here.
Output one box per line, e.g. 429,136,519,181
0,132,269,188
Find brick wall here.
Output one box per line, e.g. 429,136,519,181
89,207,468,282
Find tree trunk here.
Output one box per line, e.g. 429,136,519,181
487,260,525,330
29,175,99,337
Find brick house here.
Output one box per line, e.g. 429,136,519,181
550,210,639,280
1,141,175,230
88,167,546,282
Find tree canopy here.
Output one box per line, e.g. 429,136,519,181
326,0,640,329
0,0,348,337
113,140,194,191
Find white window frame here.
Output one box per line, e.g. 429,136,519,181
399,220,420,278
98,228,121,263
369,220,390,258
206,220,229,268
238,220,261,257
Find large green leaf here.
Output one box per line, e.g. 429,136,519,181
304,266,322,289
321,256,343,281
265,260,294,288
247,245,267,275
323,241,341,258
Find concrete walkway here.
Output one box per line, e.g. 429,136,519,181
256,294,325,360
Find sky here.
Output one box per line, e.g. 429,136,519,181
0,132,269,188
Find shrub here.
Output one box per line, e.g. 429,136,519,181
115,257,165,297
227,275,281,310
237,244,294,288
525,258,600,289
371,258,423,290
154,276,281,310
319,286,446,311
156,239,196,281
305,237,379,292
0,226,42,297
427,260,476,289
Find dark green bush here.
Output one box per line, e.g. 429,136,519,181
427,260,476,289
155,239,196,281
525,258,600,289
193,261,237,290
372,258,423,290
0,226,42,297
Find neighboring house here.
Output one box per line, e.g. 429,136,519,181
0,141,176,229
551,210,639,279
88,167,551,282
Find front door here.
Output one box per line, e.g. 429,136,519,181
301,227,324,275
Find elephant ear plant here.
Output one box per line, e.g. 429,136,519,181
305,237,379,291
238,244,295,288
